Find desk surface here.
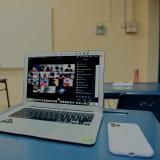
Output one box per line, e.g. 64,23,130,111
0,110,159,160
104,82,160,99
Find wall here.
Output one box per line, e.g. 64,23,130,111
147,0,159,81
134,0,148,81
135,0,159,82
0,0,158,107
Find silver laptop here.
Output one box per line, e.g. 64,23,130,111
0,50,104,145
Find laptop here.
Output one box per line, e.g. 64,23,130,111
0,50,104,145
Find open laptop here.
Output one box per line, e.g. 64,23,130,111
0,50,104,145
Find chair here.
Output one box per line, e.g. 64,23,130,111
117,93,160,123
0,79,10,108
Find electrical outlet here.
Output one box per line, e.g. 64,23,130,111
96,25,107,35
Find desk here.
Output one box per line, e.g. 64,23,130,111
0,110,159,160
104,82,160,99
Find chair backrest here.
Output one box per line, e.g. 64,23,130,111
117,93,160,123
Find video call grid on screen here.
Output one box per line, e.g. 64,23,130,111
27,55,99,105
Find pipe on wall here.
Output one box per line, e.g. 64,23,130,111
123,0,138,34
126,0,135,22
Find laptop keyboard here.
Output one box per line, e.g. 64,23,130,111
9,108,94,125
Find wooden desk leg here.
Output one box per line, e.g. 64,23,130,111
4,81,10,108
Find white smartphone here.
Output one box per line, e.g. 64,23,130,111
108,122,154,158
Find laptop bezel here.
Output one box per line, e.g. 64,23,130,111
23,50,104,112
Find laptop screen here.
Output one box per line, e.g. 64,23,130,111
26,53,102,106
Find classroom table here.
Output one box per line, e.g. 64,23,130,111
104,82,160,99
0,109,159,160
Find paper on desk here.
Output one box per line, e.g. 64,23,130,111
112,82,133,87
112,82,133,90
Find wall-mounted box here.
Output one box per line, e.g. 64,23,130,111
96,25,107,35
125,22,138,34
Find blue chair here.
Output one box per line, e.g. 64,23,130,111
117,93,160,123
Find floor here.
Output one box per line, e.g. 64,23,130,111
0,105,9,112
104,99,118,109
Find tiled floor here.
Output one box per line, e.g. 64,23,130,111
0,105,10,112
104,99,118,109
